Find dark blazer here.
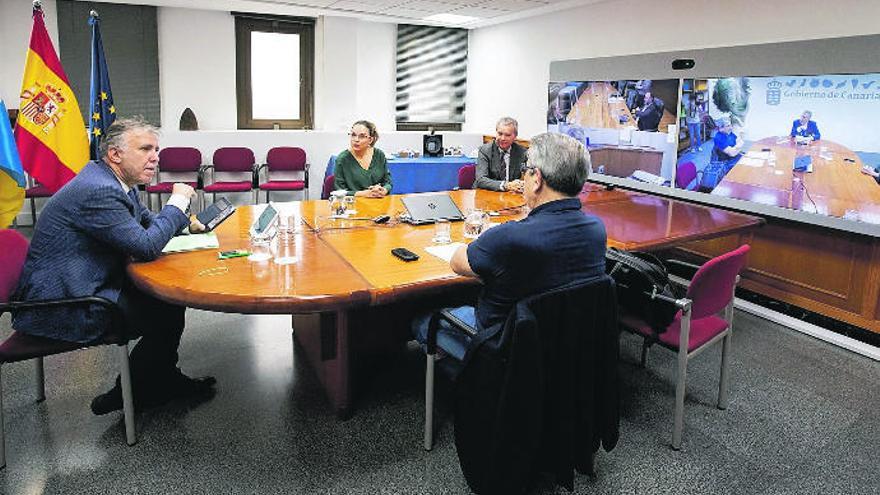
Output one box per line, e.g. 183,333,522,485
12,160,189,343
453,276,620,495
474,141,527,191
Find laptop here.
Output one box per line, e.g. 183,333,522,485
400,194,465,225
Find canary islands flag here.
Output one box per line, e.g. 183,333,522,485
14,5,89,194
88,11,116,159
0,99,26,228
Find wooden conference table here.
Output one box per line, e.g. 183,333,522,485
128,187,761,417
714,137,880,220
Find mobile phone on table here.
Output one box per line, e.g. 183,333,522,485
391,247,419,262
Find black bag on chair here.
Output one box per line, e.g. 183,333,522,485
605,248,681,333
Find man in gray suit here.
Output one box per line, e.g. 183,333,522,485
474,117,527,192
13,117,216,415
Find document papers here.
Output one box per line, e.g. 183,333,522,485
162,232,219,254
425,242,465,263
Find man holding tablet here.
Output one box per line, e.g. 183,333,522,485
12,117,216,416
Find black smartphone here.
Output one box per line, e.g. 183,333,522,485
391,247,419,262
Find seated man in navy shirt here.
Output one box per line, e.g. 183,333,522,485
790,110,821,142
712,117,743,171
412,132,607,357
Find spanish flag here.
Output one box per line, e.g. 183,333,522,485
14,5,89,194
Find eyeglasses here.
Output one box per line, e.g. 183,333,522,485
520,163,537,174
349,132,370,141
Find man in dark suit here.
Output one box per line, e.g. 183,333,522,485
12,117,216,415
636,92,662,132
474,117,528,192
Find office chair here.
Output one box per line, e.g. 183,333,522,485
619,244,750,450
675,161,700,191
147,147,203,211
23,178,52,227
0,229,137,469
257,146,309,203
321,174,335,200
422,276,619,493
203,147,258,204
456,164,476,190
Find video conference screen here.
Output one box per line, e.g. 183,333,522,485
548,73,880,225
547,79,680,185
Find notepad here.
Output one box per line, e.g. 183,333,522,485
425,242,465,262
162,232,219,254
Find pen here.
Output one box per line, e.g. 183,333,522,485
218,249,250,260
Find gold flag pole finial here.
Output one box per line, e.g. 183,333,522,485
33,0,42,10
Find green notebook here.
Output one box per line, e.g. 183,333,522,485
162,232,219,254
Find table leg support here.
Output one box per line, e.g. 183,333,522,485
292,312,351,419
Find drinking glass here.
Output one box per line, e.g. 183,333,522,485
463,209,488,239
344,195,356,215
433,219,451,244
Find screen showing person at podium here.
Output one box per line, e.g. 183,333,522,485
675,73,880,224
547,79,681,185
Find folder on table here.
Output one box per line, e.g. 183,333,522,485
162,232,219,254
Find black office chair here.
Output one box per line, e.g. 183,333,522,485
422,276,620,494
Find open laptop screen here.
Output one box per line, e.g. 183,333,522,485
401,194,465,225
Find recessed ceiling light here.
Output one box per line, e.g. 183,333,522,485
422,13,479,25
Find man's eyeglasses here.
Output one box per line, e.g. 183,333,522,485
520,163,537,174
349,132,370,141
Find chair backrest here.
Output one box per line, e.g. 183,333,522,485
212,147,255,172
457,164,476,190
454,275,619,494
675,161,697,190
267,147,307,172
0,230,29,304
322,174,335,200
158,147,202,172
686,244,750,319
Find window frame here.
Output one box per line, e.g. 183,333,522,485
234,13,314,130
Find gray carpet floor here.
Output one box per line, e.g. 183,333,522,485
0,306,877,494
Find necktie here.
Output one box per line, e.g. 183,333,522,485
127,188,140,210
502,150,510,182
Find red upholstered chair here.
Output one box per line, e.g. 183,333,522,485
456,164,476,190
147,147,203,212
24,177,52,226
322,174,335,200
619,244,750,450
0,229,136,468
203,147,258,204
675,161,700,191
257,147,309,203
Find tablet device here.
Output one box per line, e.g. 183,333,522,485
196,197,235,232
250,202,279,239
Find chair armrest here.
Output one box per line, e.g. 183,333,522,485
255,163,268,187
0,296,125,335
304,162,310,188
252,164,261,188
198,165,213,189
426,308,477,355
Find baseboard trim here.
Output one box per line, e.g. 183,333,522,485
736,298,880,362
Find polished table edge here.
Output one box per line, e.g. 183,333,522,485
128,189,764,313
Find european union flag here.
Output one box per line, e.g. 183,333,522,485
88,11,116,159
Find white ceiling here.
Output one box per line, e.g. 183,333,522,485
82,0,607,28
